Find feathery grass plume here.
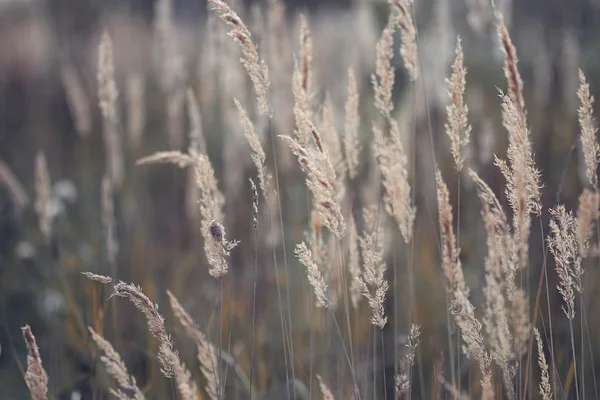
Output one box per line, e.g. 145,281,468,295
295,241,331,308
548,206,577,319
451,292,495,399
208,0,270,115
347,214,362,308
494,91,541,272
34,153,52,241
81,272,113,284
101,176,118,266
445,38,471,172
291,15,313,146
356,206,388,328
308,210,329,272
438,172,494,397
435,170,468,297
371,10,398,118
167,291,220,400
390,0,419,81
88,327,145,400
280,113,346,236
112,282,199,400
373,120,416,243
317,375,335,400
534,328,552,400
495,11,525,118
137,151,194,168
61,63,91,137
22,325,48,400
576,189,600,253
112,282,176,376
234,98,272,199
205,220,239,278
577,70,599,188
395,324,421,396
0,160,29,210
98,32,124,188
470,169,525,394
344,69,361,179
126,73,145,150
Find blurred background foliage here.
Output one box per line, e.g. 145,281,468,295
2,0,600,398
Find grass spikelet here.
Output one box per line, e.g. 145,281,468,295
495,11,524,117
577,70,599,188
81,272,113,284
88,327,145,400
356,206,388,328
445,37,471,172
111,282,198,399
317,374,335,400
576,189,600,253
534,328,552,400
208,0,270,115
234,98,272,199
295,241,331,308
21,325,48,400
371,10,398,118
390,0,419,81
548,206,577,319
373,120,416,243
280,114,345,236
396,324,420,396
136,151,194,168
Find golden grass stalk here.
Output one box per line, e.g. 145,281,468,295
295,241,331,308
208,0,270,115
344,69,361,179
390,0,419,81
98,32,124,187
61,63,91,137
373,120,416,243
21,325,48,400
167,291,220,400
234,98,272,199
137,151,194,168
356,206,388,328
111,282,198,400
371,10,398,118
534,328,552,400
445,37,471,172
577,70,598,188
299,14,312,107
316,374,335,400
34,153,52,241
101,176,118,266
88,327,145,400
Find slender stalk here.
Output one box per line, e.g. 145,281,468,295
569,318,580,400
